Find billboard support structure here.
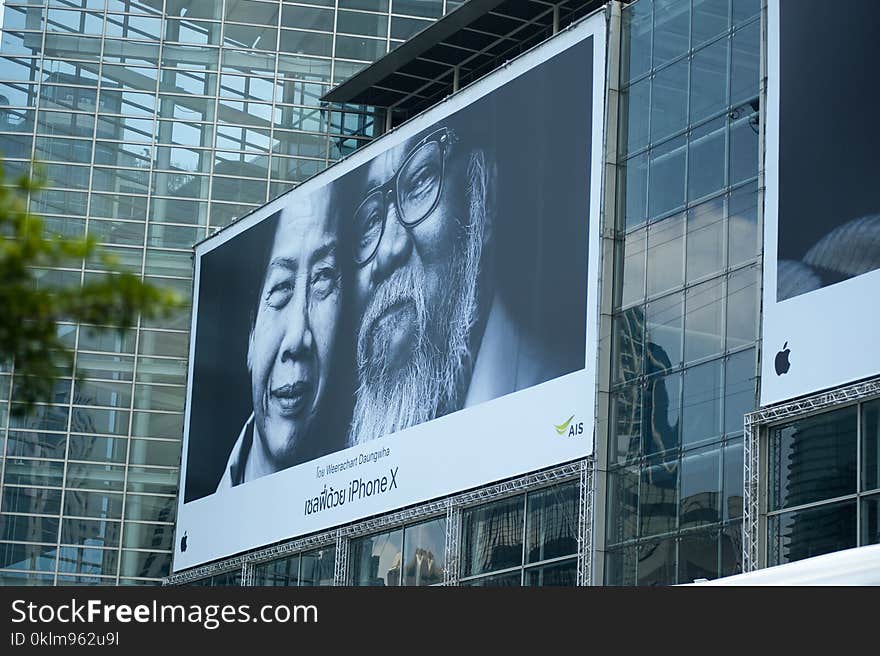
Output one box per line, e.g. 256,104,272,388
576,459,594,586
742,375,880,573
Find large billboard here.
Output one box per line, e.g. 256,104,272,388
173,14,606,572
762,0,880,405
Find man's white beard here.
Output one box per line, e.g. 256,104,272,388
350,153,488,446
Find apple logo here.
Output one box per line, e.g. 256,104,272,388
180,531,188,553
775,342,791,376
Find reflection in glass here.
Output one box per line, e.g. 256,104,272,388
621,228,646,308
606,467,639,544
637,536,676,586
768,501,856,566
253,555,300,586
723,349,754,435
725,267,757,349
614,306,644,384
640,455,678,537
461,495,524,578
862,496,880,546
692,0,730,46
526,483,578,564
645,292,683,372
401,518,445,586
300,546,335,586
863,400,880,493
679,446,720,528
612,388,642,466
648,136,686,220
728,182,758,266
684,278,724,363
643,370,680,456
690,37,728,122
686,197,725,283
682,358,722,447
679,529,718,583
620,0,651,83
350,529,403,586
650,58,688,143
688,117,726,202
525,559,576,586
723,438,743,521
621,152,648,228
646,212,684,297
769,406,857,511
620,76,650,155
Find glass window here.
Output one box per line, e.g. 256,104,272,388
9,406,70,437
723,348,754,435
728,182,758,266
391,16,431,41
460,495,524,578
60,517,121,549
337,10,388,38
644,370,682,456
768,500,856,566
620,76,650,155
119,549,171,579
1,513,59,545
131,411,183,440
723,438,743,521
646,211,684,297
621,152,648,229
615,306,644,384
254,554,300,586
729,109,758,184
612,387,643,466
678,529,719,583
732,0,760,25
525,484,578,564
65,462,126,492
525,559,577,586
721,521,743,575
335,35,387,62
686,196,726,284
67,434,128,464
63,490,124,520
769,406,858,511
862,495,880,546
648,135,686,220
621,227,646,308
640,455,678,537
2,485,63,516
725,266,757,350
690,38,728,124
127,438,181,467
299,546,335,586
682,358,723,448
605,546,638,585
650,58,688,143
637,535,676,585
225,0,279,24
680,446,721,528
653,0,690,68
692,0,730,47
401,518,445,585
730,20,759,106
279,29,333,58
6,431,67,460
645,291,683,373
461,570,520,586
863,400,880,493
122,522,174,551
606,466,639,544
340,0,388,11
0,543,57,573
125,466,179,495
684,277,724,363
688,116,726,202
124,493,176,523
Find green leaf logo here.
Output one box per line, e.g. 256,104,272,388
554,415,575,435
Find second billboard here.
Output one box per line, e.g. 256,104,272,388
174,14,606,572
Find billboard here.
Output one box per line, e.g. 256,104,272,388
762,0,880,405
174,14,606,572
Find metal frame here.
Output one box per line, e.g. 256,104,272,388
742,375,880,572
164,457,592,586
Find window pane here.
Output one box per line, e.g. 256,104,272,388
680,446,721,528
768,500,856,566
254,554,300,586
460,495,524,577
690,38,728,122
653,0,690,67
640,455,678,537
723,348,754,435
525,559,576,586
637,536,676,586
686,196,726,283
63,490,123,520
461,571,521,586
729,110,758,184
723,438,744,521
621,0,651,83
684,278,724,363
862,400,880,493
648,136,686,220
862,495,880,546
692,0,730,47
6,431,67,460
688,117,726,202
730,20,759,105
646,211,684,297
621,152,648,229
606,467,639,544
645,292,683,373
350,529,403,586
1,513,59,544
60,517,121,549
621,227,646,307
650,58,688,143
644,370,681,456
119,549,171,579
401,518,445,586
682,358,723,448
679,529,719,583
612,387,642,467
2,486,63,516
525,483,578,564
122,521,174,551
620,76,650,155
725,266,757,350
728,182,759,266
124,493,176,523
615,306,644,384
769,406,858,511
299,546,335,586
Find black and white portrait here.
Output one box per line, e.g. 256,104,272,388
184,35,594,503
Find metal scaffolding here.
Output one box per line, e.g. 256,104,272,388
742,375,880,572
164,458,590,586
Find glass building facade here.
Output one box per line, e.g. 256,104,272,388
603,0,760,584
0,0,457,586
5,0,864,587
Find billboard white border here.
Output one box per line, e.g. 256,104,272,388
173,11,607,573
761,0,880,406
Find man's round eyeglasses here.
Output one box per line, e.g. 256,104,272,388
353,127,455,266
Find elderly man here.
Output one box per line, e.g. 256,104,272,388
218,191,343,488
347,122,556,445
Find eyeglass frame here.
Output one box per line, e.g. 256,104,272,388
352,126,457,267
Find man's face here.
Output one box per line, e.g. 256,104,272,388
249,195,340,469
351,130,490,443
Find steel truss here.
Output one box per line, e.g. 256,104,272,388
576,459,594,586
742,376,880,572
165,458,590,586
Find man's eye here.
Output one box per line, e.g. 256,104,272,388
311,267,339,298
266,281,293,307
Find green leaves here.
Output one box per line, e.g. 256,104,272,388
0,162,184,416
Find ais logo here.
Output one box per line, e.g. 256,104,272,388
554,414,584,437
